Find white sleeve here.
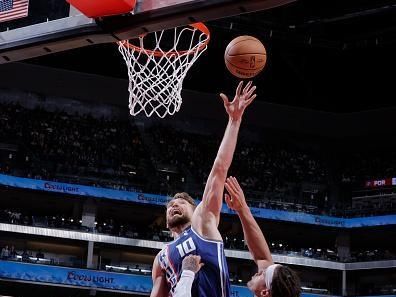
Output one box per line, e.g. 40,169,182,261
173,270,195,297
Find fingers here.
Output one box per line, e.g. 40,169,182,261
242,81,253,94
184,254,201,264
226,177,246,210
246,85,257,99
182,254,204,272
193,255,204,268
224,181,237,198
242,82,257,107
235,81,243,97
230,176,242,191
219,93,229,106
226,177,240,194
225,193,233,209
245,94,257,106
185,254,199,259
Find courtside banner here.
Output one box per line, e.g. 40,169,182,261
0,260,255,296
1,174,396,228
0,260,152,293
0,261,338,297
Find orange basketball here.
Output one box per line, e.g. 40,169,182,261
224,36,267,79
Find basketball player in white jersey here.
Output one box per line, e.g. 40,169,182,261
173,176,301,297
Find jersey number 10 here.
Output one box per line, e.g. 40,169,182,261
176,237,196,257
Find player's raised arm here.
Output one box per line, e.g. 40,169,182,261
225,176,273,270
192,81,257,235
150,253,169,297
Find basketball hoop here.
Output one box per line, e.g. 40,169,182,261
118,23,210,118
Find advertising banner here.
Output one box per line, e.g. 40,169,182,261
0,261,345,297
1,174,396,228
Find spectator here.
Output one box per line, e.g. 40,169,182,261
21,249,30,262
1,245,9,259
9,245,17,259
36,249,45,259
1,101,396,219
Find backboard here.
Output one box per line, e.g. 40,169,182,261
0,0,296,64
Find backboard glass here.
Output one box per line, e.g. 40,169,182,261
0,0,295,64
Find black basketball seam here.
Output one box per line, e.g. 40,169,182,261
225,58,266,71
225,38,264,55
227,37,261,49
227,53,266,57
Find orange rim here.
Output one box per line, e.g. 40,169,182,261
118,23,210,57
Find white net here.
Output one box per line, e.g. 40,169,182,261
118,24,210,118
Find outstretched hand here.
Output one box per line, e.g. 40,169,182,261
225,176,249,213
220,81,257,121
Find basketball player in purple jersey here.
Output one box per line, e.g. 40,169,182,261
150,81,257,297
173,176,301,297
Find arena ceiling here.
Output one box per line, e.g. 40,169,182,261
23,0,396,113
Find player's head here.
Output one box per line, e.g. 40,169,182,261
166,192,196,230
247,264,301,297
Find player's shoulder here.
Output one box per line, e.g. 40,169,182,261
159,235,179,252
160,227,195,251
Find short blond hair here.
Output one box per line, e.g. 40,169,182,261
167,192,196,208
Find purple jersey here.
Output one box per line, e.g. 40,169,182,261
158,226,230,297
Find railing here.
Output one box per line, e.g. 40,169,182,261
2,223,396,270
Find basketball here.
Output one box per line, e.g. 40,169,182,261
224,36,267,79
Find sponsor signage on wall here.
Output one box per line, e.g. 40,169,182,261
365,178,396,188
1,174,396,228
